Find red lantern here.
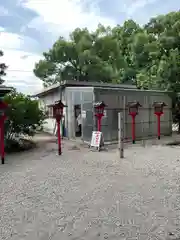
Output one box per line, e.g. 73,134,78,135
48,100,67,155
153,102,166,140
52,100,65,121
0,99,8,164
127,101,142,144
94,101,107,132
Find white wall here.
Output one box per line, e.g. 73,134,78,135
39,89,61,107
38,89,66,135
43,118,56,135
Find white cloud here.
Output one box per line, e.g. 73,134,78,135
3,50,43,94
0,6,10,16
21,0,117,38
0,0,118,95
0,27,5,32
0,0,158,95
0,31,40,51
0,32,23,50
0,0,164,96
4,0,157,94
0,32,43,94
125,0,159,16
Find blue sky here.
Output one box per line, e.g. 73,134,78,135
0,0,179,94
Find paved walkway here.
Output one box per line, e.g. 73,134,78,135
1,138,180,239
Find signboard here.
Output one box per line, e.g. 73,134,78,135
81,110,86,118
90,131,104,151
103,110,107,117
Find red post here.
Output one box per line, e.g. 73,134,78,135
153,102,166,140
132,115,136,144
0,118,5,164
157,113,161,140
97,116,102,132
94,102,106,132
57,120,61,155
128,102,141,144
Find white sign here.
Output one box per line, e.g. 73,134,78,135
90,131,104,151
81,110,86,118
103,110,107,117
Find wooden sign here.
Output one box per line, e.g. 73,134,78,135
90,131,104,151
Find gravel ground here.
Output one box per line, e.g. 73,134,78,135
1,139,180,240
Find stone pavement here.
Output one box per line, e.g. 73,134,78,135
1,138,180,239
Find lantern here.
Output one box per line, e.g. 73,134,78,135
128,101,141,116
153,102,166,114
52,100,66,121
49,100,67,155
153,102,167,140
94,101,106,116
127,101,142,144
94,101,107,132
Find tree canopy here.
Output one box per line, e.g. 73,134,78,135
4,90,46,140
34,11,180,92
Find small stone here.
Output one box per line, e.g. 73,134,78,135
104,233,108,239
69,145,80,150
116,221,122,227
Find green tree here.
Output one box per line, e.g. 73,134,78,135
0,50,7,84
112,20,142,83
34,25,126,86
33,11,180,91
4,90,46,140
34,59,57,87
33,10,180,132
141,11,180,90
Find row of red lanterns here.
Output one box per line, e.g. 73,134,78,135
0,99,167,163
128,101,167,142
94,101,166,116
94,101,167,143
50,100,167,155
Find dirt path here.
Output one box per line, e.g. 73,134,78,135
0,137,180,240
